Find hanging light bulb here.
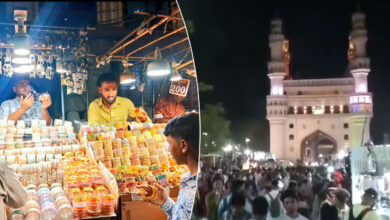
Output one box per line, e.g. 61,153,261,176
56,61,67,74
120,67,136,84
13,10,30,56
170,68,182,81
146,47,171,77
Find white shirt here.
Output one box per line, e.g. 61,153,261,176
277,214,308,220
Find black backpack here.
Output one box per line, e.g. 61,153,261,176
349,207,372,220
268,192,281,218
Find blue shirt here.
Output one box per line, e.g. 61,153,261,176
161,172,197,220
0,97,42,120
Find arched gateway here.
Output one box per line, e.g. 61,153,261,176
301,131,337,163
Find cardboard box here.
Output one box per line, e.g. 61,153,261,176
119,188,180,219
121,201,167,220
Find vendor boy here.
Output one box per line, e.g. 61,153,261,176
88,73,151,125
0,78,52,125
143,112,199,219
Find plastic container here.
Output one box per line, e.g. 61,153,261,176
26,208,40,220
83,186,94,198
39,196,54,207
54,198,67,209
58,203,73,220
87,195,101,216
37,187,50,196
101,194,115,215
79,174,92,188
51,187,65,200
68,188,81,203
27,196,39,204
40,201,57,220
27,189,38,197
95,186,108,196
73,195,87,219
25,200,40,210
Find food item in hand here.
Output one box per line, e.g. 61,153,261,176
139,185,157,200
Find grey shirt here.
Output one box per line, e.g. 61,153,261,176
0,97,42,120
0,159,27,219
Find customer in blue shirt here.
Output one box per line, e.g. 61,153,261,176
0,78,52,125
145,112,199,220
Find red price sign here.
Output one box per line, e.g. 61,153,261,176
169,79,190,97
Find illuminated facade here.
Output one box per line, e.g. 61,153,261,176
266,11,372,163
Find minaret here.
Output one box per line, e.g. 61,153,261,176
268,17,287,96
266,16,289,160
349,8,373,147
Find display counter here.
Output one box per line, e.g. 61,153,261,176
0,119,118,219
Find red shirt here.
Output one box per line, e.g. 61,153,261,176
155,96,185,119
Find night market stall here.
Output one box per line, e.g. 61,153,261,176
0,2,198,220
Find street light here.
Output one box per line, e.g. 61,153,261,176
337,150,346,160
223,144,232,152
245,138,250,143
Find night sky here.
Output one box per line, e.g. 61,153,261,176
178,0,390,150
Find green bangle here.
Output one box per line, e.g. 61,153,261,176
10,209,25,218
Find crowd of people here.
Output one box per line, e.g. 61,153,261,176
191,160,380,220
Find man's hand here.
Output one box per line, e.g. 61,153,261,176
20,94,34,111
137,115,148,123
141,184,168,206
40,94,52,110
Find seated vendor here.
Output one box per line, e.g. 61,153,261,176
88,73,151,125
0,78,52,125
154,93,186,123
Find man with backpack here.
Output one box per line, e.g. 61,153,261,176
264,179,283,219
349,188,378,220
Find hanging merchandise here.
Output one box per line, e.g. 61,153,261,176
0,9,92,95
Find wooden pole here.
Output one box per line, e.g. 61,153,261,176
125,26,185,57
105,15,157,56
133,11,183,20
108,8,180,56
177,60,193,70
140,37,188,59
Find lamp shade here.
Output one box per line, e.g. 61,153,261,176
146,60,171,77
170,69,182,81
13,34,30,56
56,62,67,73
120,69,136,84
